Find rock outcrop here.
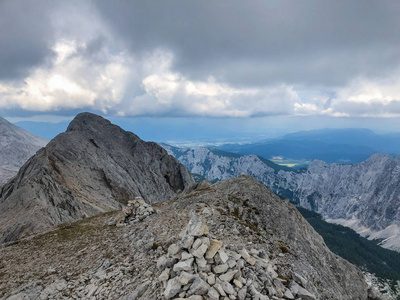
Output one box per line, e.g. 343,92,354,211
0,113,192,244
163,145,400,251
0,116,48,186
0,175,379,299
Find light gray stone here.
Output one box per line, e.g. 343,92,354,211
219,270,238,283
220,281,235,295
188,277,211,296
213,264,229,274
164,277,182,299
173,258,194,272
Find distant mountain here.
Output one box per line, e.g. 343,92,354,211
283,128,400,154
161,144,290,183
0,117,48,186
217,128,400,164
163,144,400,253
0,113,192,244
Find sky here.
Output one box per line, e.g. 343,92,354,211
1,1,400,144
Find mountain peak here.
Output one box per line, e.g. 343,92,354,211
0,113,193,243
66,112,113,133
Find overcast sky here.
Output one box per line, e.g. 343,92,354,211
1,1,400,141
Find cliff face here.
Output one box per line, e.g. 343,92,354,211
0,113,193,244
0,176,376,299
0,116,48,186
164,145,400,251
274,154,400,251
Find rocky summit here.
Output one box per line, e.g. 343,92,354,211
0,116,48,186
0,113,192,244
0,175,381,299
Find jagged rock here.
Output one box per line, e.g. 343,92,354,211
158,268,170,283
219,270,237,282
192,243,209,258
0,112,193,244
207,287,220,300
126,280,151,299
220,281,235,295
164,277,182,299
237,286,247,300
218,250,229,263
180,215,209,239
173,258,194,272
296,286,316,300
284,289,295,299
213,264,229,274
178,272,196,286
168,243,182,256
205,239,222,259
292,272,307,287
187,277,210,296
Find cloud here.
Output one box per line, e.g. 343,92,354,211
94,0,400,87
0,1,55,80
1,0,400,120
0,38,130,113
325,73,400,117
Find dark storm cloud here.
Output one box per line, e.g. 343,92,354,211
94,0,400,87
0,1,56,80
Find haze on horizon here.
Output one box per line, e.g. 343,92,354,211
1,0,400,143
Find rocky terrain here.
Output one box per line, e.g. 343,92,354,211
0,113,192,244
0,116,48,186
162,145,400,252
0,175,381,299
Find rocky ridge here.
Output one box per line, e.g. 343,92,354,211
0,116,48,186
0,175,381,299
162,145,400,252
0,113,192,244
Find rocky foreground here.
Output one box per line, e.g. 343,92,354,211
0,176,382,299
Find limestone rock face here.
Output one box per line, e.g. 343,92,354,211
0,112,192,244
0,116,48,186
163,144,400,251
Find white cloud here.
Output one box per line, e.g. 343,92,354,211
0,39,130,113
326,73,400,117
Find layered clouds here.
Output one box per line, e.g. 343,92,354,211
1,0,400,119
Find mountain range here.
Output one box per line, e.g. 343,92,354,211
162,144,400,253
0,113,394,298
217,128,400,165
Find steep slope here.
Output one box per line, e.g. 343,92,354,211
0,176,378,299
274,154,400,251
0,116,48,186
0,113,192,244
163,146,400,252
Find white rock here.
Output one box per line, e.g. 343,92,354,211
164,277,182,299
213,264,229,274
173,258,194,272
219,270,238,282
218,250,229,263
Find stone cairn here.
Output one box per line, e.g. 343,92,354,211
157,215,316,300
108,197,155,226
